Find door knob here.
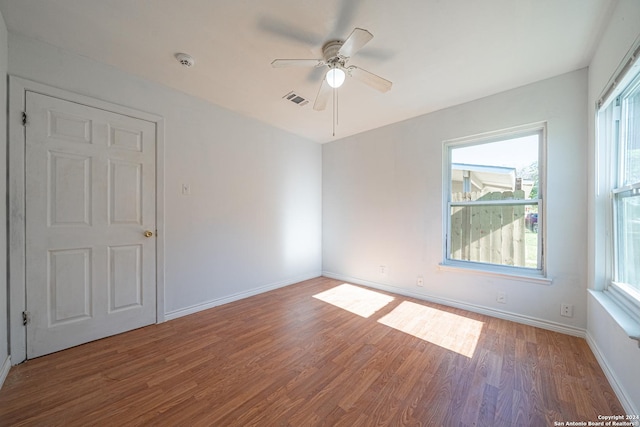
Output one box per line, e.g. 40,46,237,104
144,230,153,238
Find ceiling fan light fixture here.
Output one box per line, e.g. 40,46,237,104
326,67,346,88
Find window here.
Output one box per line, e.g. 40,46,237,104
444,125,545,275
603,66,640,304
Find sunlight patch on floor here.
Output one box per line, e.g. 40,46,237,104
312,284,395,318
378,301,483,358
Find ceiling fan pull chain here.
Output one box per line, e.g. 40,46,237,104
332,86,337,137
336,88,339,127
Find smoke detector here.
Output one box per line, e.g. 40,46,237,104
175,53,195,68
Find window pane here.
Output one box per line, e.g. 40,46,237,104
616,192,640,289
621,84,640,186
451,135,539,201
449,202,539,269
448,131,541,270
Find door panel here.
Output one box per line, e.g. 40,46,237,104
109,160,142,225
108,244,143,311
25,92,157,358
48,151,92,227
48,110,92,144
48,248,92,325
109,125,142,151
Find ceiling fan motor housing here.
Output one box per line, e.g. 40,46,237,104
322,41,345,64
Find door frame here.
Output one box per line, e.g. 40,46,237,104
8,76,166,364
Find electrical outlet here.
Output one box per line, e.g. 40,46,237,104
416,276,424,287
497,292,507,304
561,303,574,317
182,184,191,195
380,265,388,276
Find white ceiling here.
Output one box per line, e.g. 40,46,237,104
0,0,614,143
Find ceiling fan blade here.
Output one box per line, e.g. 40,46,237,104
258,17,323,47
306,66,326,83
338,28,373,58
333,0,362,36
314,79,331,111
348,66,392,93
271,59,325,68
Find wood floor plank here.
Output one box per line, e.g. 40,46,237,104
0,276,623,426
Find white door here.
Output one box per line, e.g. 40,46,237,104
25,92,157,358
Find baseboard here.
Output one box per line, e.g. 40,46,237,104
165,272,322,321
585,331,638,415
322,271,586,338
0,355,11,390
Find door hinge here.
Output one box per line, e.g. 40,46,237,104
22,112,27,126
22,311,30,326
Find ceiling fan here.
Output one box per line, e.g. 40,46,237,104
271,28,392,111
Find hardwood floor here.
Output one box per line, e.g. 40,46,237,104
0,277,622,426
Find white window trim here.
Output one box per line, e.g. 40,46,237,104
438,262,552,285
441,122,548,283
595,36,640,344
589,288,640,347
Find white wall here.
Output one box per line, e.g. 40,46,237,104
7,34,322,319
0,8,9,383
587,0,640,413
323,69,588,333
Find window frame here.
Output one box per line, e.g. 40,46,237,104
600,63,640,322
442,123,547,280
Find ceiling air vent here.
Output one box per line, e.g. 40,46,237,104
283,91,309,107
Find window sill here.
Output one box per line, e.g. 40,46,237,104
589,289,640,347
438,261,552,285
